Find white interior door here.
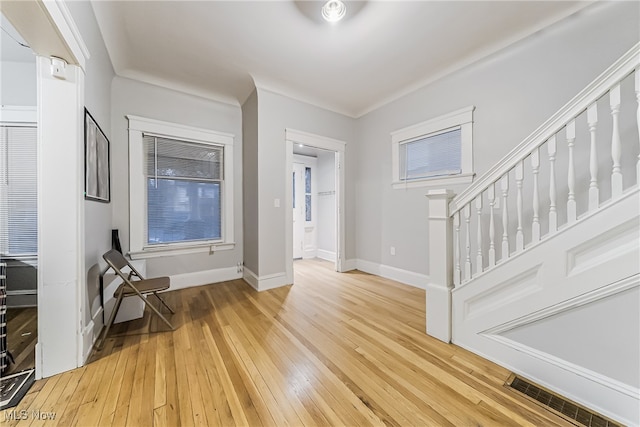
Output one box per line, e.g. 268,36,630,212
292,162,305,259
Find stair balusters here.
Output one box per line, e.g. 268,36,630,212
454,211,461,286
464,203,471,282
610,83,622,198
636,71,640,183
501,175,510,260
531,148,540,242
587,104,599,211
515,161,524,251
566,120,577,223
442,67,639,287
475,195,483,274
548,136,558,233
488,183,496,267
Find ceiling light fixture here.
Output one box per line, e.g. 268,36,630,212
322,0,346,23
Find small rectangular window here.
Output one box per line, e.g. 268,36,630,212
400,128,461,181
391,106,474,189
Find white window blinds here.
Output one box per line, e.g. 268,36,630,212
143,135,224,245
0,126,38,257
400,127,461,181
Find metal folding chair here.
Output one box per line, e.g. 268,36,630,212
96,249,174,349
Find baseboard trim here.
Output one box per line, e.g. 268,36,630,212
454,339,639,427
243,268,290,291
303,248,317,259
379,264,428,289
342,259,357,271
355,259,428,289
169,266,242,291
317,249,336,263
355,259,381,276
81,308,103,364
489,335,638,399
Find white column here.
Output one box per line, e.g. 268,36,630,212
37,56,85,378
426,189,455,343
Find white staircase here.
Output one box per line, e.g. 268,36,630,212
426,43,640,426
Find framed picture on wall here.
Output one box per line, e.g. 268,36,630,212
84,108,110,202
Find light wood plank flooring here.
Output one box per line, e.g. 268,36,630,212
1,259,572,426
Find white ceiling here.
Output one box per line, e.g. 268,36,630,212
92,1,589,118
1,13,35,63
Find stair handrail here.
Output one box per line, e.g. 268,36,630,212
449,42,640,215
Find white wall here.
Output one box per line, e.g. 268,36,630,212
110,76,243,278
242,89,259,274
254,88,355,278
0,61,36,106
354,1,640,277
316,151,336,259
65,0,116,354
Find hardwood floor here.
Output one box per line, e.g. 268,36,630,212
1,259,572,426
4,306,37,375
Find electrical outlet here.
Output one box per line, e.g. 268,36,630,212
390,246,396,256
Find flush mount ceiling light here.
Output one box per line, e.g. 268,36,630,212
322,0,347,23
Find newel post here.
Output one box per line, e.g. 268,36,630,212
425,189,455,343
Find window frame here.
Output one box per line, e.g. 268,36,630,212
127,115,235,259
391,106,475,189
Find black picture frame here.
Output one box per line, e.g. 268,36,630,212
84,108,110,202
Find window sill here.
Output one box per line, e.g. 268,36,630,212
129,242,235,260
392,172,474,190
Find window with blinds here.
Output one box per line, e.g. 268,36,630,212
0,126,38,257
399,127,461,181
144,135,223,245
391,106,474,189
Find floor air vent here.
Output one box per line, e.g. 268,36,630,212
506,375,621,427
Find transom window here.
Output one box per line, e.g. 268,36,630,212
392,106,475,189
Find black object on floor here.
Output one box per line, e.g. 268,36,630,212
0,368,35,410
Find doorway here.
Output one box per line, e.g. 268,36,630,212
1,13,38,376
285,129,346,284
293,149,338,263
